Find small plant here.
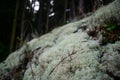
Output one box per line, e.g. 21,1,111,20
100,23,120,45
103,24,116,31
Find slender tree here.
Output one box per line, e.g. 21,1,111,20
45,0,50,33
9,0,19,52
78,0,85,16
19,0,26,47
71,0,76,18
37,0,44,35
63,0,68,24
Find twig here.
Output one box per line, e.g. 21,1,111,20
48,49,77,76
25,45,35,80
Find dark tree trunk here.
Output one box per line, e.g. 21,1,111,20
9,0,19,53
78,0,84,16
63,0,68,24
37,0,44,35
45,0,50,33
71,0,76,18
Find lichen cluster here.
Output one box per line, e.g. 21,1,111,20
0,0,120,79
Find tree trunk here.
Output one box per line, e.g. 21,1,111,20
63,0,68,24
71,0,75,18
9,0,19,53
20,3,25,48
45,0,50,33
78,0,84,16
37,0,44,35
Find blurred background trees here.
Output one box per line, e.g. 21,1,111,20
0,0,113,62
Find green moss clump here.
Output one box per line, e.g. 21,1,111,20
100,23,120,45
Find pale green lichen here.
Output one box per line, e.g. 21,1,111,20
1,0,120,79
1,24,120,80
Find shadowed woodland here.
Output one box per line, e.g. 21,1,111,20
0,0,114,62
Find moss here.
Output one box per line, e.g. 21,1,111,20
100,23,120,45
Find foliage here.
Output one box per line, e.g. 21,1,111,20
103,24,116,31
100,23,120,45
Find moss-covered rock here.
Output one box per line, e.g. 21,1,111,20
0,0,120,80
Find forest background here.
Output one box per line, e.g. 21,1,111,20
0,0,113,62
